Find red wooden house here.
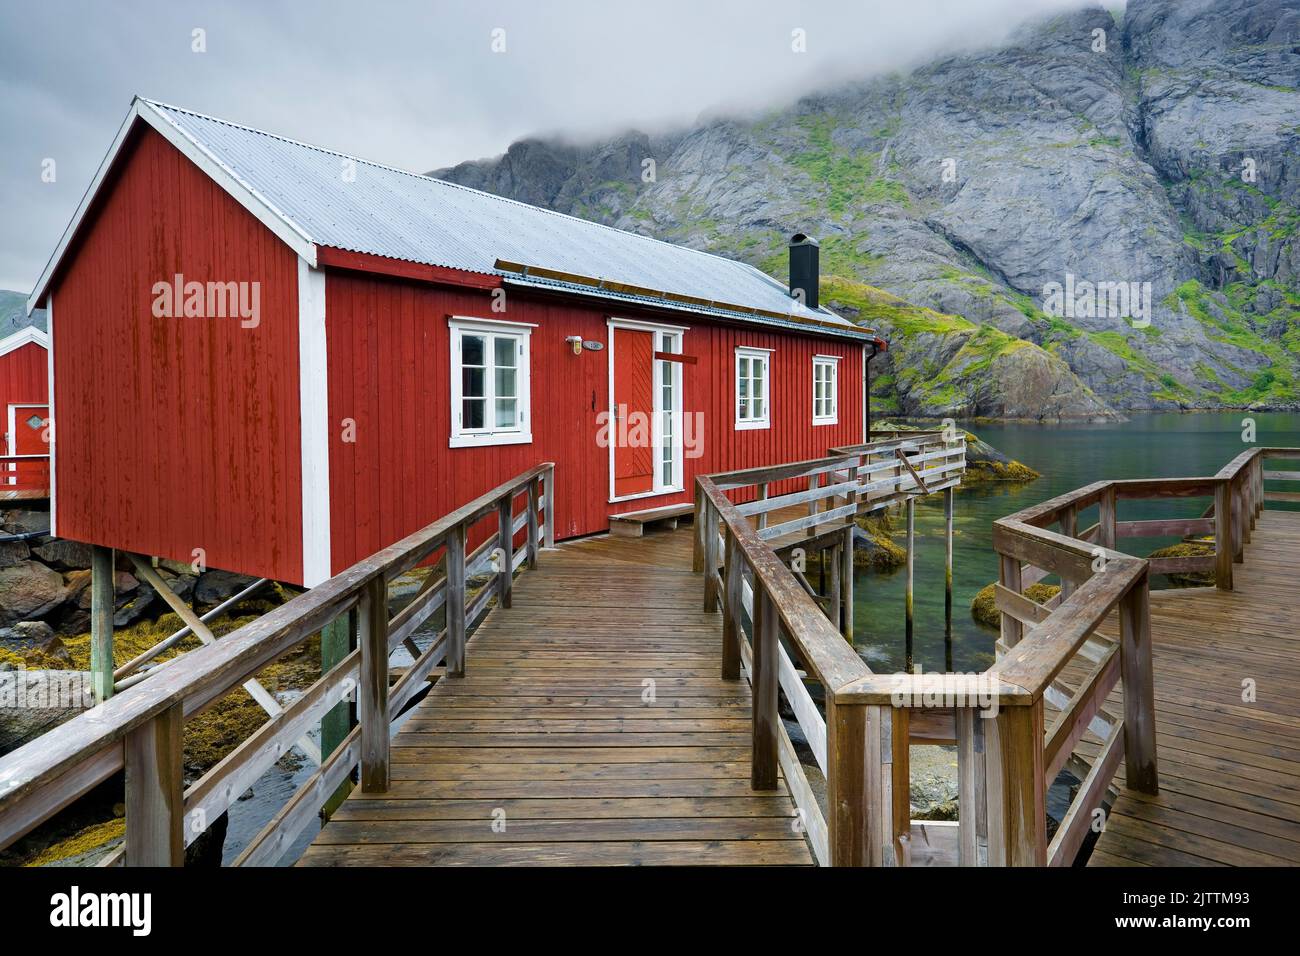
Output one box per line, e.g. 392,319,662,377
0,325,50,498
27,98,880,586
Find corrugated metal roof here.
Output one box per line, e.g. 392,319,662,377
142,99,861,334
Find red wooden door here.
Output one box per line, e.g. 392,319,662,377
9,404,49,456
612,329,655,498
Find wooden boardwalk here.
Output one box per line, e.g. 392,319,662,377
299,528,812,866
1084,509,1300,866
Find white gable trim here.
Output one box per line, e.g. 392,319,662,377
47,297,56,535
0,326,49,358
28,98,317,315
298,259,331,588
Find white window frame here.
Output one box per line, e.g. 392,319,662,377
607,317,689,503
813,355,840,426
735,346,773,431
448,316,536,448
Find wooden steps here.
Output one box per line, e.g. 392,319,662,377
608,503,695,537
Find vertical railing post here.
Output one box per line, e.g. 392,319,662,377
826,697,866,866
703,499,720,613
1214,479,1233,590
124,701,184,866
997,554,1023,649
446,523,467,677
756,482,769,531
956,708,988,866
1098,486,1117,550
526,478,541,570
497,496,514,609
828,542,842,628
806,472,821,539
543,467,556,549
721,530,742,680
750,587,778,790
1058,503,1078,600
90,544,115,703
865,703,910,866
359,575,390,794
1119,572,1158,794
692,480,706,573
984,699,1046,866
1231,473,1245,560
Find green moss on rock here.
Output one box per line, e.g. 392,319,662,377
970,582,1061,628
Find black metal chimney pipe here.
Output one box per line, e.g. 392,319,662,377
789,233,819,309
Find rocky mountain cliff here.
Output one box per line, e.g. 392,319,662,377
435,0,1300,419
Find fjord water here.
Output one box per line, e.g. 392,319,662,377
851,412,1300,675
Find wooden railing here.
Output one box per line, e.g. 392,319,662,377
0,454,50,498
695,443,1297,867
0,463,556,866
693,431,965,865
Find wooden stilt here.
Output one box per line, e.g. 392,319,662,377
841,524,854,642
905,498,915,648
90,545,114,703
828,543,841,628
944,486,954,621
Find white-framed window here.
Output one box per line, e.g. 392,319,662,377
735,346,772,430
449,316,535,448
813,355,840,425
659,331,682,490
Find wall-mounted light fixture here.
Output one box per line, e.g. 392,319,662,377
566,335,583,356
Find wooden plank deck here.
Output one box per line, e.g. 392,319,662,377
1081,509,1300,866
299,527,812,866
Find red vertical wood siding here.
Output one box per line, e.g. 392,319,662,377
49,126,304,582
0,342,49,448
326,271,864,572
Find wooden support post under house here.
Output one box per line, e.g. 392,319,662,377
89,544,115,703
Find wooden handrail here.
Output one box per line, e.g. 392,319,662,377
0,462,556,863
697,430,966,865
699,442,1298,867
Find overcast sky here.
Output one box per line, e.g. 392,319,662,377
0,0,1099,293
